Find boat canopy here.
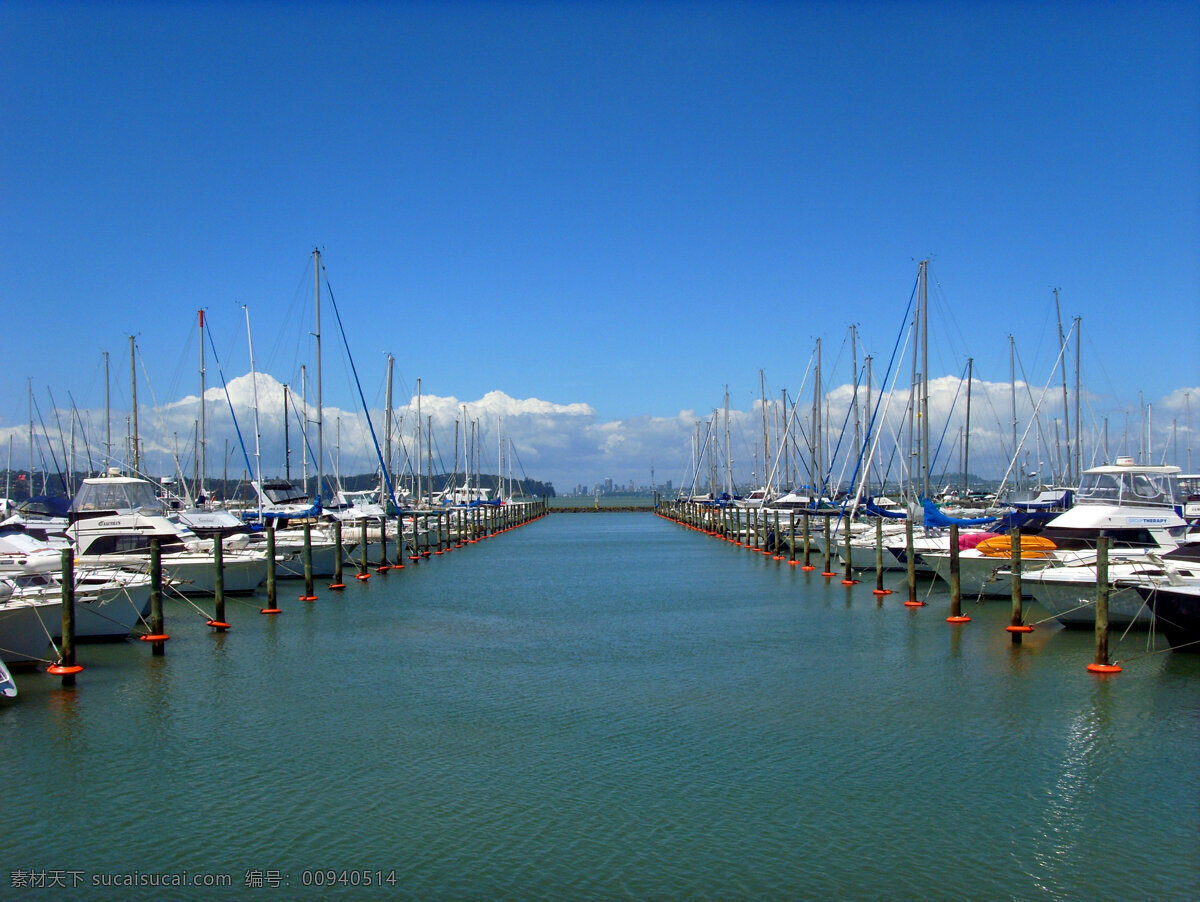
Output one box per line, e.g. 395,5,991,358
1076,467,1179,508
256,480,310,506
863,498,907,519
70,478,161,514
921,498,998,528
17,495,71,518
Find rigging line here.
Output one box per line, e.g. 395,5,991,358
136,346,194,506
203,315,258,495
927,358,971,479
30,392,68,496
323,279,398,510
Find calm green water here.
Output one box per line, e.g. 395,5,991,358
3,513,1198,900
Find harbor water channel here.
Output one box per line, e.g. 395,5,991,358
2,512,1197,899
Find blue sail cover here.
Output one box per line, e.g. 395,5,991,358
863,498,907,519
921,498,998,528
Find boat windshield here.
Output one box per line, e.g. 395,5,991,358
259,481,309,505
71,479,163,513
1076,470,1179,507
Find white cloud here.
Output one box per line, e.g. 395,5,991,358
3,371,1197,496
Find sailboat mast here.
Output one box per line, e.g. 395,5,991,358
300,365,309,495
919,260,930,499
1053,288,1071,484
244,306,263,515
284,383,291,481
384,354,394,504
759,370,769,490
724,385,732,496
964,357,973,495
103,351,111,473
415,378,422,504
1074,316,1082,480
1010,334,1018,490
851,324,860,481
313,248,324,505
864,356,874,493
130,335,139,474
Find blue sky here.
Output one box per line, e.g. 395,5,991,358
2,1,1197,490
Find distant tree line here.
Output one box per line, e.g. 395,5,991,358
1,470,556,502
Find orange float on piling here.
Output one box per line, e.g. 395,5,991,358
47,663,83,675
1005,624,1033,633
872,588,892,596
903,600,925,607
139,633,171,641
1086,663,1122,674
946,615,971,623
841,579,859,586
259,607,282,615
206,619,231,629
299,595,318,601
328,582,346,590
355,573,371,581
801,564,816,571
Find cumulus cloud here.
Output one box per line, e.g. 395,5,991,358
3,370,1196,496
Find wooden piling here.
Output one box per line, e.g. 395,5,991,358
873,518,888,595
802,513,814,570
331,518,347,586
149,537,165,653
261,522,282,610
377,515,389,571
212,534,228,629
57,548,78,685
788,511,796,564
359,519,370,578
301,520,318,598
841,520,856,584
1008,527,1026,642
821,515,834,577
946,523,968,622
1088,537,1121,673
903,517,922,606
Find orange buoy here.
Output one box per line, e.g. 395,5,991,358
1005,625,1034,633
328,582,346,590
299,595,318,601
47,663,84,675
355,573,371,581
872,589,892,596
376,565,390,573
801,564,816,571
789,560,800,566
903,600,925,607
841,579,859,586
1087,663,1123,674
435,550,444,555
206,619,231,629
822,571,836,578
139,633,171,641
260,607,282,615
946,615,971,623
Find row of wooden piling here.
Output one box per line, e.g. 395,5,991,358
655,498,1123,674
47,498,550,687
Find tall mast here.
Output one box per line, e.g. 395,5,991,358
811,340,821,495
864,355,874,493
300,365,309,494
759,369,769,490
284,383,291,480
313,248,324,504
244,306,263,516
199,309,207,494
1010,334,1018,491
781,388,789,490
384,354,394,504
130,335,139,474
919,260,930,499
964,357,973,495
724,385,732,495
415,377,422,504
1074,316,1082,481
1053,288,1071,484
851,324,860,480
28,379,33,491
103,351,111,473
